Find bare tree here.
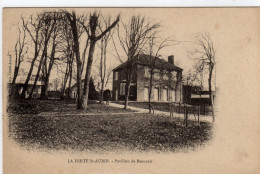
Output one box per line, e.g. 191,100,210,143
194,33,216,122
183,69,199,86
40,13,66,99
10,26,27,97
146,37,173,113
21,14,44,98
96,16,114,104
58,16,75,100
81,12,120,109
66,11,85,109
116,15,160,109
53,78,60,92
29,12,58,99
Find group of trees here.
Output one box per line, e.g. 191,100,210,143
10,10,120,110
184,33,216,122
10,10,216,115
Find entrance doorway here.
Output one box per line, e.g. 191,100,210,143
172,90,175,102
163,89,168,101
144,87,149,101
154,88,159,101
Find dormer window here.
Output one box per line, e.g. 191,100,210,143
163,70,169,80
171,71,177,80
144,67,151,78
153,73,160,80
163,74,169,80
153,69,160,80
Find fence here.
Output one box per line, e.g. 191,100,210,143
169,102,212,116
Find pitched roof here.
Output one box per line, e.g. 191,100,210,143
113,54,183,71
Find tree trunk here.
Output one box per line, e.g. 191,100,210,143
209,77,215,122
40,74,51,99
211,94,215,122
29,51,45,99
124,82,131,110
67,64,73,100
67,12,83,109
21,53,39,98
40,60,54,99
10,66,19,97
82,40,96,109
209,65,215,123
11,67,19,87
76,53,83,110
99,79,104,104
198,105,201,127
61,63,69,99
148,73,153,114
40,44,55,99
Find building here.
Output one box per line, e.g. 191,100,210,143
8,82,43,99
182,85,215,105
8,74,43,99
112,54,183,102
69,78,99,100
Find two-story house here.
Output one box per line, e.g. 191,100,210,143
112,54,183,102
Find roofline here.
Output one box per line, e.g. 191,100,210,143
112,61,127,71
113,62,183,72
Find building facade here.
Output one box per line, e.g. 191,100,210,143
112,54,183,102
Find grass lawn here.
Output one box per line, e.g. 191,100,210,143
8,99,135,115
8,100,213,153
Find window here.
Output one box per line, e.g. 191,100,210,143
152,73,158,80
163,74,169,80
144,67,151,78
115,71,118,80
153,69,160,80
153,73,160,80
120,83,126,95
171,71,177,80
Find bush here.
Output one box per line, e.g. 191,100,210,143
7,99,55,114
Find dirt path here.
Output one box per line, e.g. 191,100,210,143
110,102,214,123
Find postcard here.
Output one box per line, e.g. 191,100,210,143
3,8,260,174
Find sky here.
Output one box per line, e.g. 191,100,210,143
3,8,260,91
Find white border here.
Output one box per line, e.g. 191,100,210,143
1,0,260,7
1,1,259,174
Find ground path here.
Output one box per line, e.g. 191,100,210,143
109,102,214,123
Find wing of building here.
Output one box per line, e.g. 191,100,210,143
112,54,183,102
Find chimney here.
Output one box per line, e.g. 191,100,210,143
168,55,174,65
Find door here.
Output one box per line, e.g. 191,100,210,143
144,87,149,101
172,90,175,102
115,89,118,100
163,89,167,102
154,88,159,101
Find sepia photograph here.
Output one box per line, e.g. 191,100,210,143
2,7,260,174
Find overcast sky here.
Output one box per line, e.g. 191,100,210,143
3,8,260,91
